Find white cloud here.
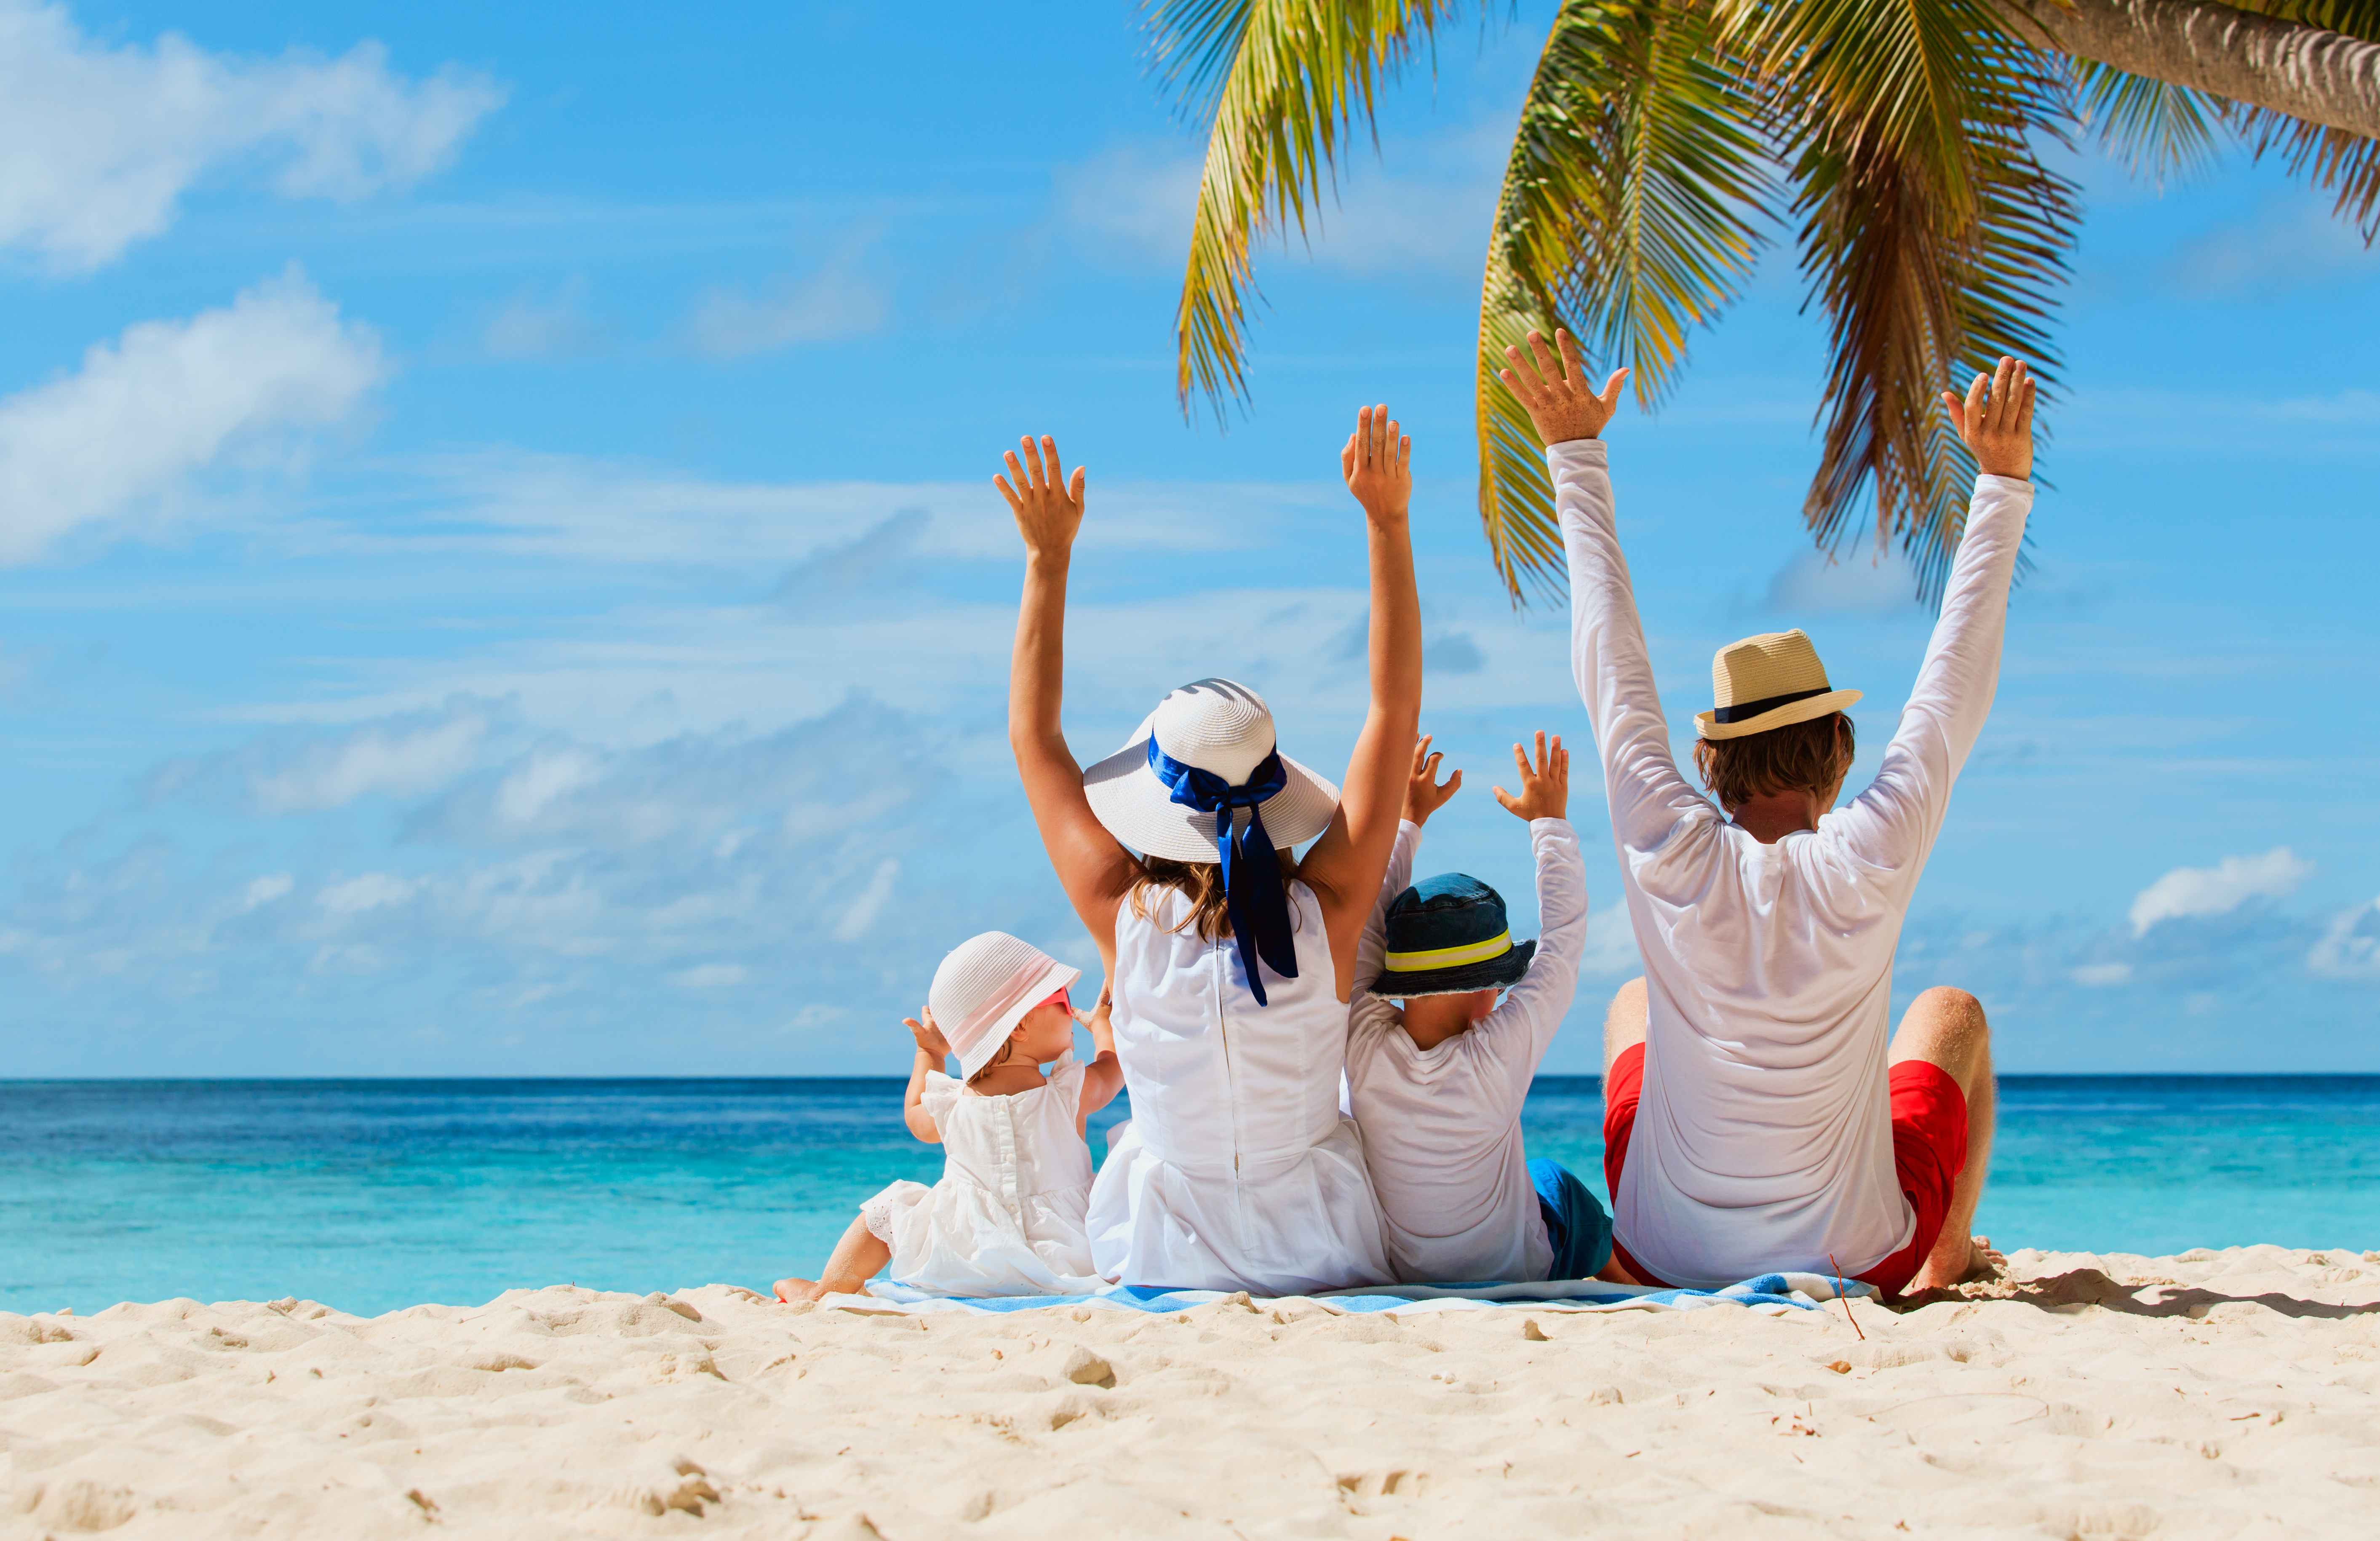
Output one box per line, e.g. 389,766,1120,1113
0,0,502,272
240,873,295,911
2128,847,2314,936
2308,899,2380,980
2070,962,2132,987
1760,545,1923,616
252,708,487,813
833,859,900,942
2169,200,2377,297
318,872,420,916
686,240,888,358
483,277,602,359
0,269,385,564
671,962,749,990
1055,129,1499,278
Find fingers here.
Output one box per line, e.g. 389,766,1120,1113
1511,740,1533,782
1356,405,1374,467
1067,465,1086,506
1039,435,1063,493
1551,736,1568,784
1597,368,1628,413
1554,328,1588,387
1985,357,2017,427
1962,371,1989,438
1442,767,1462,797
1533,729,1549,777
994,473,1023,513
1371,403,1389,467
1412,733,1433,774
1492,785,1520,814
1501,338,1547,401
1342,432,1357,480
1525,332,1561,393
1939,389,1967,438
1399,434,1411,475
1019,434,1047,491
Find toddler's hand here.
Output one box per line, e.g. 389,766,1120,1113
1401,732,1462,825
1492,732,1569,823
906,1010,953,1063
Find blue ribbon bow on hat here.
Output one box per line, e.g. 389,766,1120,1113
1144,737,1298,1005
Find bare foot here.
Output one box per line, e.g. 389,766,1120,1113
772,1277,830,1303
1903,1232,2004,1295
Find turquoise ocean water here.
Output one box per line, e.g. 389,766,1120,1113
6,1076,2377,1317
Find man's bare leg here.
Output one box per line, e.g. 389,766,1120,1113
1889,987,2001,1292
775,1215,891,1303
1604,975,1647,1076
1595,978,1651,1283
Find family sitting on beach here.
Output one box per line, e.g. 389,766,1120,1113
776,336,2038,1304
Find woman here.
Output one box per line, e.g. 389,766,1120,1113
995,409,1421,1293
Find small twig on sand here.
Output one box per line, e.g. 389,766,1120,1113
1828,1253,1865,1341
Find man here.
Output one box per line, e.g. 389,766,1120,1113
1498,332,2035,1296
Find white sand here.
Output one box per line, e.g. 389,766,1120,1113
5,1246,2377,1539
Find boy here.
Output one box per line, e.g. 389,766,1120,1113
1346,732,1609,1284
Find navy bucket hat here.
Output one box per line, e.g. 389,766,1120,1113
1371,873,1535,998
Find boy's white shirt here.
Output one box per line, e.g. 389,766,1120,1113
1345,815,1589,1284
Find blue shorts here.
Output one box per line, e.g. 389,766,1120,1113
1530,1157,1614,1281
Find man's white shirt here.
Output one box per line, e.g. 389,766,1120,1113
1553,437,2031,1289
1345,816,1587,1284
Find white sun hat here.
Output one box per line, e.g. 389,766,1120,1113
1692,629,1863,741
927,932,1081,1082
1081,678,1341,864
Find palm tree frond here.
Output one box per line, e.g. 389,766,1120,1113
1472,0,1776,602
2068,60,2230,183
1146,0,1465,414
1765,0,2077,600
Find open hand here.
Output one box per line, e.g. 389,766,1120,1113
1942,357,2036,481
905,1010,952,1063
1498,329,1627,446
994,434,1086,559
1402,732,1462,826
1340,404,1410,526
1492,732,1569,822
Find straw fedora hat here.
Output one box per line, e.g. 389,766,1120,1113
1692,629,1862,741
1082,678,1340,864
928,931,1081,1081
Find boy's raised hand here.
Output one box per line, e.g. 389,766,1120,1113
1941,356,2036,481
1492,731,1569,822
1497,329,1627,446
1340,404,1411,527
994,434,1086,559
1402,732,1462,825
905,1009,953,1064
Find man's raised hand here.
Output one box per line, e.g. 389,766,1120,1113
1942,357,2036,482
995,434,1086,560
1492,732,1569,823
1402,732,1462,827
1340,404,1411,526
1498,329,1627,446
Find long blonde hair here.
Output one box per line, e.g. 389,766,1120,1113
1128,855,1293,943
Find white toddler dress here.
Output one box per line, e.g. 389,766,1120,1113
860,1053,1104,1296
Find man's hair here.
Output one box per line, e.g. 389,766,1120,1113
1691,712,1856,812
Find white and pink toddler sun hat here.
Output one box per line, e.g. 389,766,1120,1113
927,932,1081,1081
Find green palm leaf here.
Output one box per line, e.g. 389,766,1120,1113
1146,0,1464,413
1474,0,1776,601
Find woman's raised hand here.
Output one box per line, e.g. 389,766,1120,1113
1340,404,1411,526
1941,357,2036,482
995,434,1086,560
1498,329,1627,446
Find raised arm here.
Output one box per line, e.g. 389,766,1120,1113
1830,359,2038,875
1296,406,1424,1000
1482,734,1588,1072
1351,734,1455,995
1499,332,1713,862
1074,982,1125,1133
899,1011,951,1143
999,434,1141,967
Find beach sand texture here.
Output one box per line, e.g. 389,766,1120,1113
5,1246,2376,1539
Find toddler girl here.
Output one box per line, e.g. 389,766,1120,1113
773,931,1124,1301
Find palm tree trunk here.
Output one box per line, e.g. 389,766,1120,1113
2004,0,2380,140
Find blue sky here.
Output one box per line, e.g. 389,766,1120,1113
1,1,2374,1076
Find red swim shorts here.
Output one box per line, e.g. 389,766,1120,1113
1600,1042,1968,1298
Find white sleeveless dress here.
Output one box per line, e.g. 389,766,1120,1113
1086,880,1392,1293
860,1054,1104,1296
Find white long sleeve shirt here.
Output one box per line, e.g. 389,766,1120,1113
1345,816,1589,1283
1554,437,2031,1289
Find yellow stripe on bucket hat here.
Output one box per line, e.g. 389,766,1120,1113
1382,930,1513,973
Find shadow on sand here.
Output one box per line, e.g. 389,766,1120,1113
1904,1266,2380,1320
